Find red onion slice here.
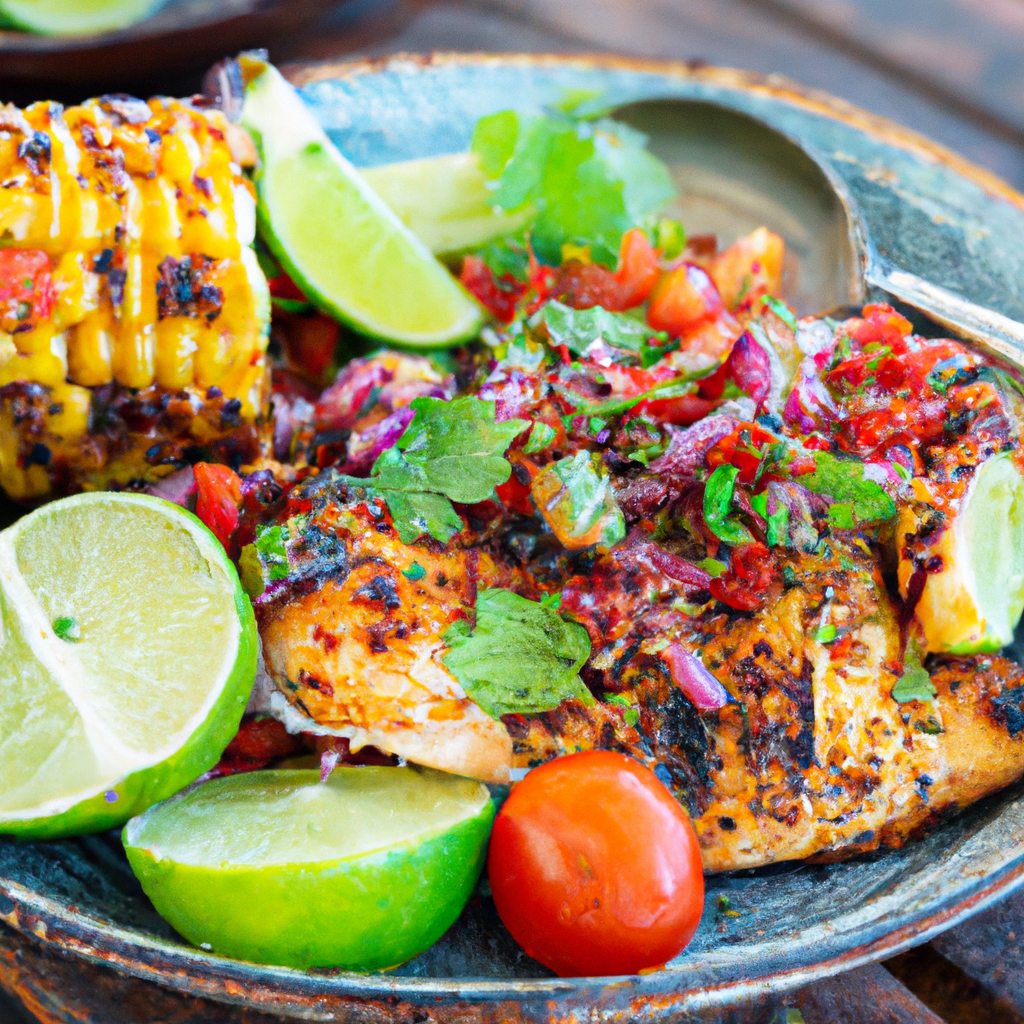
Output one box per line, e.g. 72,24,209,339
662,643,731,710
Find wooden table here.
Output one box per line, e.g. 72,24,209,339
4,1,1024,1021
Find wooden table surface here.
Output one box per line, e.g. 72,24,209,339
4,1,1024,1021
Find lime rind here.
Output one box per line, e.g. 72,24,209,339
0,493,257,839
242,63,483,349
123,768,495,970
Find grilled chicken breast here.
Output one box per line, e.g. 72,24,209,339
254,481,522,783
509,539,1024,871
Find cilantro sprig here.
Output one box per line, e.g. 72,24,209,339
342,396,529,545
471,109,675,267
543,301,675,368
442,588,594,718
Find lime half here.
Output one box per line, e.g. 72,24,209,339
123,768,495,970
0,492,256,839
0,0,162,34
904,453,1024,654
241,63,482,348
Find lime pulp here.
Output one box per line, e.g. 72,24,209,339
0,0,163,34
0,492,256,839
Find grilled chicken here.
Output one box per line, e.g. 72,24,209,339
509,538,1024,871
0,94,269,499
252,475,526,783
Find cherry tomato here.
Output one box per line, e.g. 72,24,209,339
194,462,242,549
488,751,705,977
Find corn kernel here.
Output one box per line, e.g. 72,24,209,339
68,308,114,386
47,382,91,439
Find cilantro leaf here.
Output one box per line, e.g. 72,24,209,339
703,465,755,546
798,452,897,528
531,451,626,549
353,396,528,545
543,300,669,366
892,645,937,704
471,110,675,266
442,588,594,718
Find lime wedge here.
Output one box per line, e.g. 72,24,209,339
362,153,531,256
902,453,1024,654
241,63,482,348
0,0,161,34
123,767,495,970
0,493,257,839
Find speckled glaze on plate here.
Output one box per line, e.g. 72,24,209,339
4,52,1024,1024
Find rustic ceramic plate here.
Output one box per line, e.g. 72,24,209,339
4,52,1024,1024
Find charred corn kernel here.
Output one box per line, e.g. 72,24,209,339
0,93,269,500
154,316,198,389
47,382,90,439
68,308,114,386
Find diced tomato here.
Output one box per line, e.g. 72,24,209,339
496,454,538,515
549,229,662,312
210,716,304,777
612,228,661,306
461,254,527,323
847,303,913,349
706,424,777,483
0,248,54,334
707,227,784,312
710,541,778,611
648,263,725,334
194,462,242,549
635,393,721,426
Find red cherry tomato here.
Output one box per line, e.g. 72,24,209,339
194,462,242,550
488,751,705,977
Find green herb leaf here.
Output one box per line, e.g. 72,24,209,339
814,623,837,644
524,421,556,453
53,616,80,642
696,557,727,578
604,693,640,727
892,645,937,704
543,300,668,367
254,524,290,580
531,451,626,548
402,561,426,581
654,217,686,259
703,465,755,546
353,396,529,545
798,452,897,528
472,111,675,266
442,588,594,719
760,295,797,332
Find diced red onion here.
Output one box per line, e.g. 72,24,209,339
621,531,712,589
783,358,838,435
662,643,731,710
315,358,392,432
647,414,741,481
725,331,772,409
320,748,341,783
145,466,195,506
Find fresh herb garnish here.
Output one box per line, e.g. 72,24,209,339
53,616,80,642
543,301,671,367
760,294,797,332
892,645,937,704
471,110,675,266
604,692,640,727
703,465,755,547
345,396,528,545
402,562,426,581
531,451,626,549
523,421,556,453
442,588,594,719
798,451,897,529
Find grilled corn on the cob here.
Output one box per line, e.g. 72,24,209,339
0,93,270,500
